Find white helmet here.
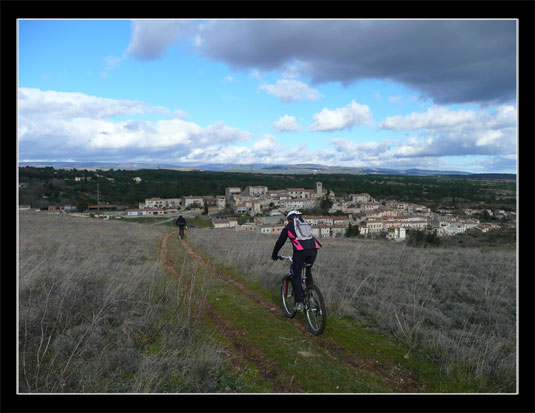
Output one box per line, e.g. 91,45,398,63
286,210,301,219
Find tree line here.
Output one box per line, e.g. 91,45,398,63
18,166,517,213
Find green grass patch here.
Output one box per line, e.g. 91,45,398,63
186,216,213,229
204,273,392,392
169,236,502,393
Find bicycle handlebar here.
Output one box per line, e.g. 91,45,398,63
278,255,293,262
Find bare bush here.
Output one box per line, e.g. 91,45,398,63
18,212,224,393
187,228,516,392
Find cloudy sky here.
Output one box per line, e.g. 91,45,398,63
18,19,517,173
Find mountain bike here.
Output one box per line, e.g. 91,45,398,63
278,255,326,336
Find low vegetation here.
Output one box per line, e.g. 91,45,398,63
18,211,516,393
187,228,516,392
18,212,225,393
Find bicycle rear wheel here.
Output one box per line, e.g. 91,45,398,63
304,285,326,335
281,276,296,318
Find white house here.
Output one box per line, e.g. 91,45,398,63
330,225,347,237
127,209,148,216
244,186,268,197
366,219,384,233
305,216,333,226
234,204,248,214
361,202,382,211
213,219,231,229
145,197,181,208
282,200,305,211
351,193,372,203
236,223,257,232
287,188,308,199
387,227,406,241
257,223,285,234
216,196,226,210
332,216,350,227
183,196,205,208
225,187,241,201
318,224,331,238
145,198,165,208
258,225,273,234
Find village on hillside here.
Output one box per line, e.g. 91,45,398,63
23,180,516,241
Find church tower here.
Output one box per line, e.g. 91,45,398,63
316,182,322,198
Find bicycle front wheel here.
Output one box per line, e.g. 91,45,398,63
281,276,296,318
304,285,326,335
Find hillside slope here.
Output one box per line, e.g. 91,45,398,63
18,213,516,395
164,233,442,393
184,228,517,393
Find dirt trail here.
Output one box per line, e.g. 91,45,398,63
160,231,421,393
160,231,303,392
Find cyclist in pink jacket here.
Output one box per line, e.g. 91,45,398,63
272,210,321,312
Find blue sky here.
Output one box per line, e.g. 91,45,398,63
18,19,517,173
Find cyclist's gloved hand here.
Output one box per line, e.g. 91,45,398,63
271,255,278,261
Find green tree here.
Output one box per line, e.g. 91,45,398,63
77,200,89,212
345,223,360,237
407,230,441,248
237,214,251,225
479,210,491,222
319,197,333,214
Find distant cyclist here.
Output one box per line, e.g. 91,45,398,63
271,210,321,312
176,215,187,239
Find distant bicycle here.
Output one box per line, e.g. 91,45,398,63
278,255,326,336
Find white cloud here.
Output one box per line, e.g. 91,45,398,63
172,109,190,119
379,104,516,132
18,87,162,119
309,100,374,132
379,104,517,157
252,135,278,157
18,88,254,162
330,138,394,160
259,79,322,104
271,115,301,132
380,105,480,130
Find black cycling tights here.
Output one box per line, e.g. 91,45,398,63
291,249,317,303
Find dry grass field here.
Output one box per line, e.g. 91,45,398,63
18,212,225,393
17,211,517,394
187,228,517,392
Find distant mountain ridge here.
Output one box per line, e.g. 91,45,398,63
18,161,515,179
